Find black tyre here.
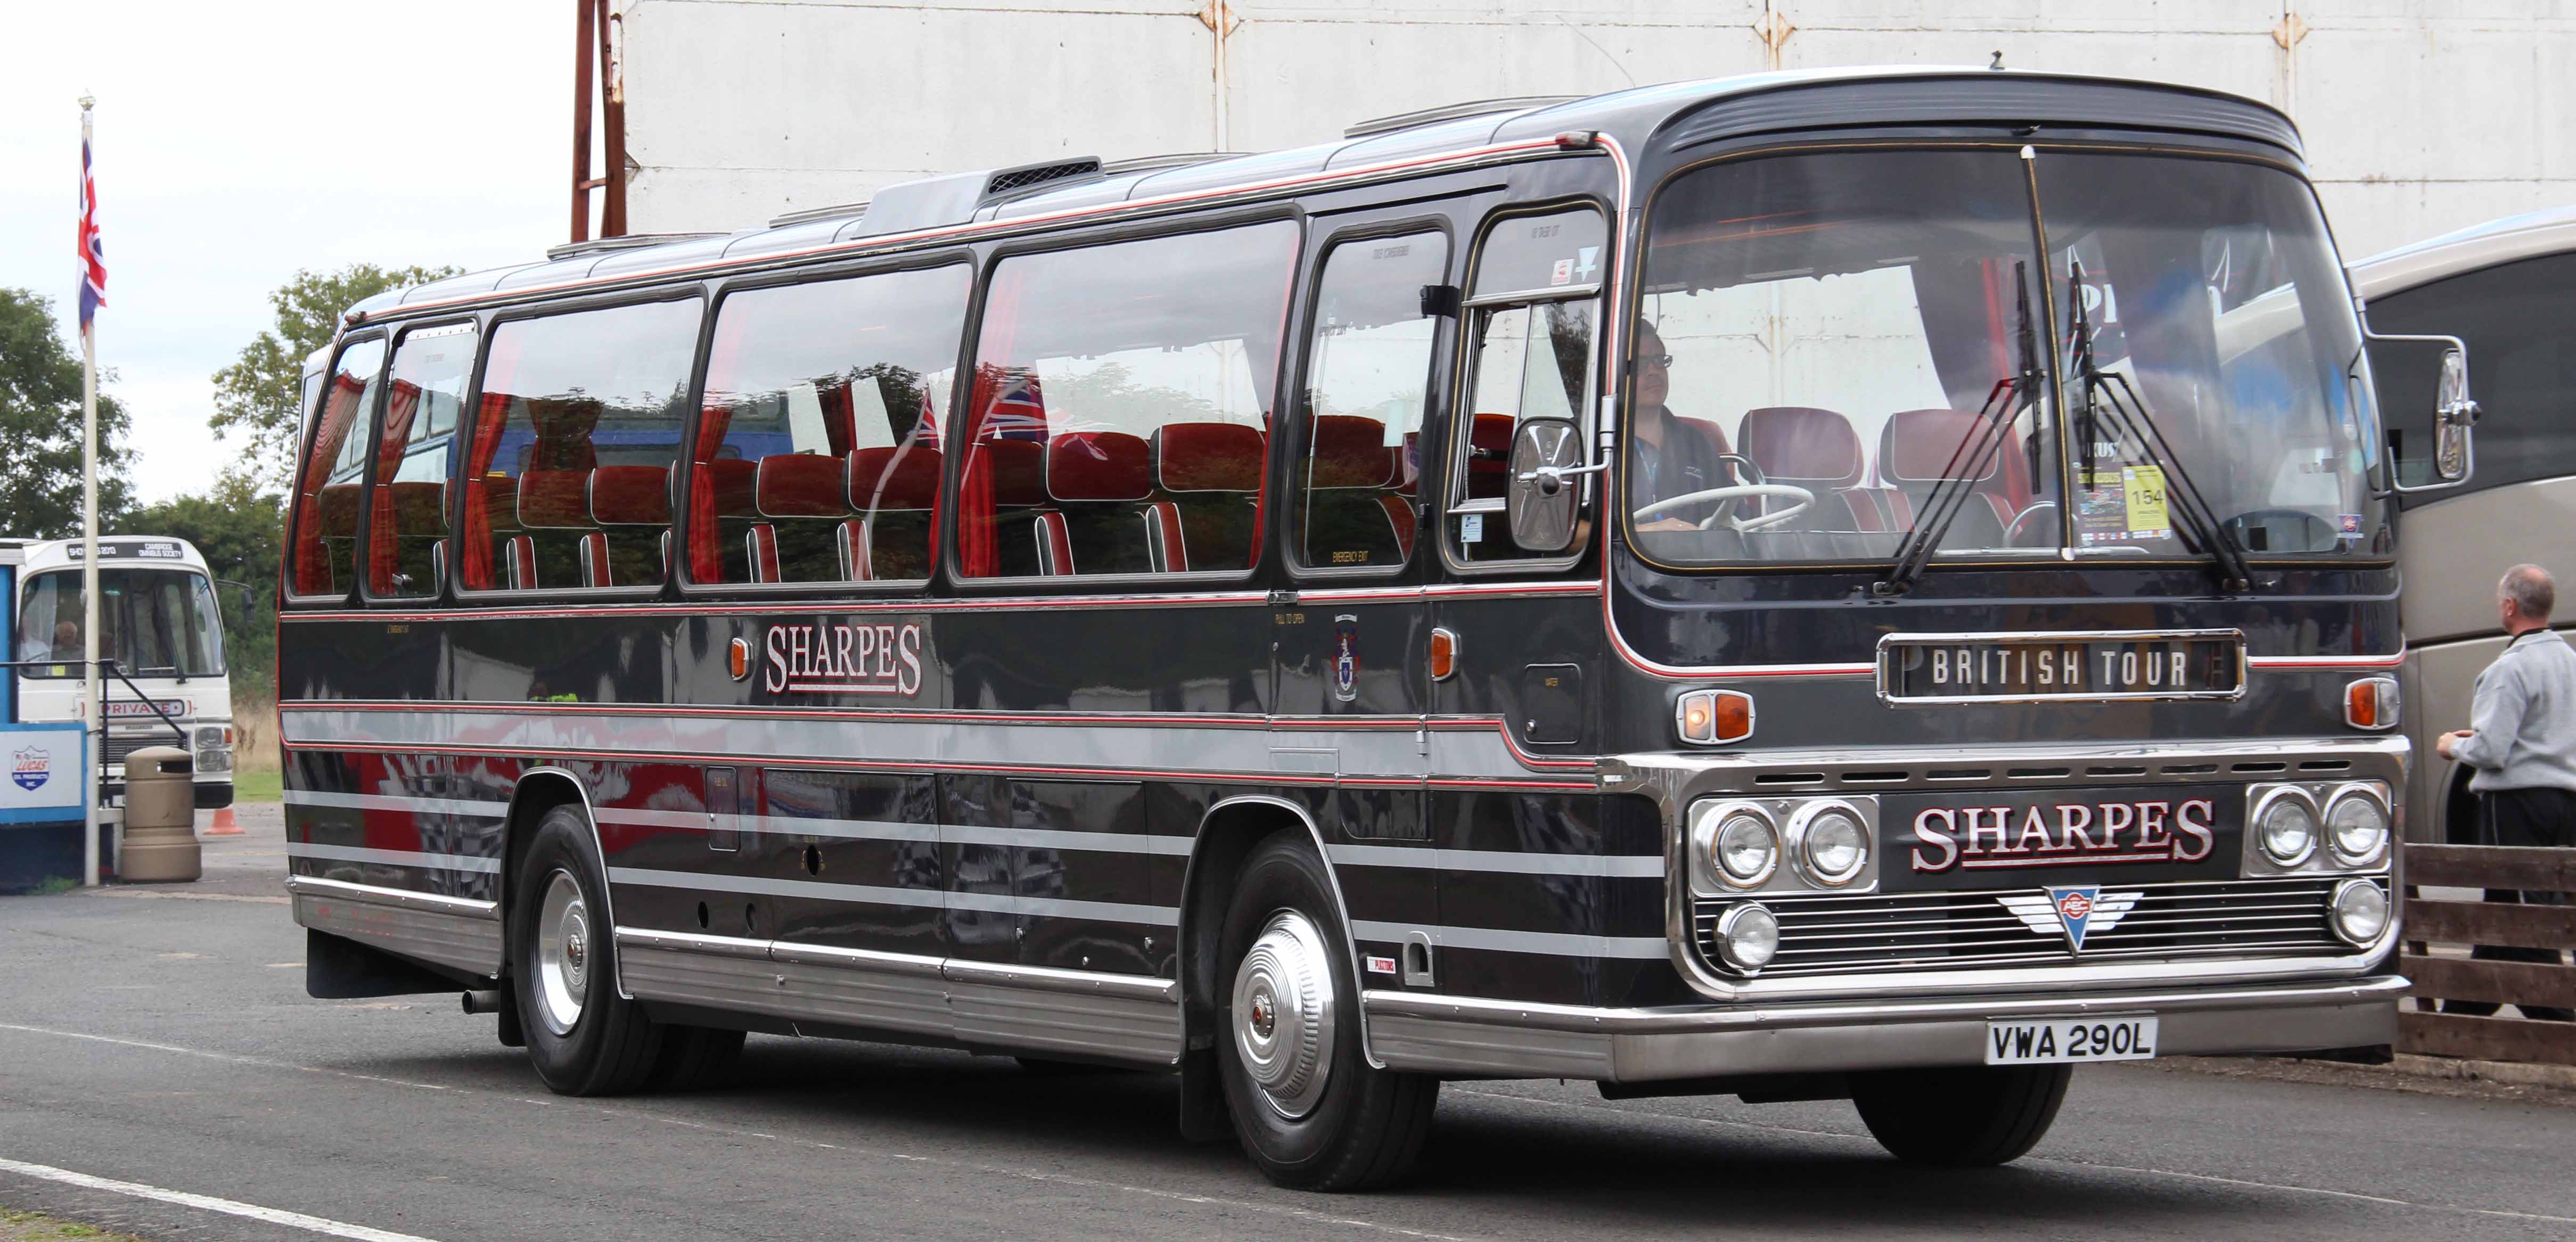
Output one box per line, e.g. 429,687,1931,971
1849,1064,2072,1166
1217,832,1437,1191
650,1025,746,1091
511,804,666,1095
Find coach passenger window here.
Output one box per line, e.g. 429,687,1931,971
959,221,1298,578
367,322,476,598
692,266,969,585
460,299,701,592
1449,208,1605,564
1294,232,1448,571
2371,252,2576,498
288,337,385,598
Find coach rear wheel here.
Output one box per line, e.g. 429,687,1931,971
1849,1064,2072,1166
512,805,667,1096
1217,833,1437,1192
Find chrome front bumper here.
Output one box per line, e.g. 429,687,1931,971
1361,973,2404,1082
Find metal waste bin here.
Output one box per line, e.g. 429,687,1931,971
118,745,200,883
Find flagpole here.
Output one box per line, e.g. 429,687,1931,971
78,95,101,889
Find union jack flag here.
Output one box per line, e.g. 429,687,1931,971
975,364,1049,442
77,127,106,334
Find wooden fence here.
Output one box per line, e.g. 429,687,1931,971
2399,844,2576,1066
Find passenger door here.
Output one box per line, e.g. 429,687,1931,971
1272,220,1456,838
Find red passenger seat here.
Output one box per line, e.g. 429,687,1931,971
1302,414,1412,566
1039,431,1155,575
847,444,942,581
1148,422,1265,573
1739,406,1870,528
588,464,673,586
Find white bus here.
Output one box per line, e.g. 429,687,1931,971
9,536,236,810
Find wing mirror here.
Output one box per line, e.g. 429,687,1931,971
1505,416,1601,554
2364,325,2480,492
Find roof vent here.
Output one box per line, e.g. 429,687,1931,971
769,200,871,229
1101,152,1246,177
544,232,725,261
1343,95,1582,141
850,157,1104,237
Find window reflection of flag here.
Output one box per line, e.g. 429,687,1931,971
984,367,1047,441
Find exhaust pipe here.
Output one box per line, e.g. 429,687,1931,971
461,989,507,1015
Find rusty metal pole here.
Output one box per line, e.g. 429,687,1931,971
600,0,627,238
571,0,595,243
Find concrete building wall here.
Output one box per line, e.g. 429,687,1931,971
619,0,2576,258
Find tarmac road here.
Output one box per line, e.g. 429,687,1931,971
1,808,2570,1241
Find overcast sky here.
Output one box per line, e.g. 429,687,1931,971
0,2,566,504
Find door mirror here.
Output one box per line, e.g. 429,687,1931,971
1505,416,1595,554
2366,326,2480,492
2432,346,2480,483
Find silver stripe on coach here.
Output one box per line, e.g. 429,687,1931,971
606,866,1179,926
284,789,510,818
1327,844,1664,878
286,842,502,874
1351,919,1668,960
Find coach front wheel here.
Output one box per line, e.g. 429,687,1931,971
512,804,667,1095
1217,833,1438,1191
1849,1064,2072,1166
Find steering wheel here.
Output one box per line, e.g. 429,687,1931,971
1635,453,1814,532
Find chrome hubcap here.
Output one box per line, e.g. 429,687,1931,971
1232,910,1336,1119
535,870,590,1035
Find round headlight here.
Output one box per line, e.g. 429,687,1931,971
1713,811,1780,887
2331,878,2390,945
1791,802,1869,886
2325,787,2391,865
1715,903,1780,972
2257,789,2319,866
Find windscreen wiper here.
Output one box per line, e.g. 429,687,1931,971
2064,259,2252,593
1875,262,2042,597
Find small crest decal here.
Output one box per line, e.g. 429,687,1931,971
1332,614,1360,703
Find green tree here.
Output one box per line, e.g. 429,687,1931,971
0,288,134,537
211,262,460,491
117,475,281,689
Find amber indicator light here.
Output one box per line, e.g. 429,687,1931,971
1429,628,1458,681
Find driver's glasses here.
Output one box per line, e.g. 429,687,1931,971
1636,352,1673,370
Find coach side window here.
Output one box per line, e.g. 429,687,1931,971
1448,207,1605,565
958,221,1298,578
1293,232,1449,572
288,336,385,599
459,298,701,592
366,322,477,599
691,265,969,586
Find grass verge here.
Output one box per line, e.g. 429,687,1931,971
229,768,282,805
0,1206,145,1241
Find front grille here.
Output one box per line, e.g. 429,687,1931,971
104,733,189,766
1694,876,2362,978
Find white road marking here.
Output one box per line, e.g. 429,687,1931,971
1451,1087,2576,1227
0,1155,440,1242
0,1022,1472,1240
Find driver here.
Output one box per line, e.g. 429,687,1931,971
1627,323,1733,532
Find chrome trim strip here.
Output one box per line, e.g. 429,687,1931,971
605,866,1179,926
285,873,499,918
286,842,501,875
1325,843,1663,878
284,789,509,818
610,926,1179,1063
1350,918,1667,960
288,875,503,976
1359,975,2406,1081
282,702,1586,783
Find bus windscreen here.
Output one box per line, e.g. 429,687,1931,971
16,568,226,680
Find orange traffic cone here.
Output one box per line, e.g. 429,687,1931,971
204,806,242,836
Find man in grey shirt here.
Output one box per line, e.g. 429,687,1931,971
2434,563,2575,1021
